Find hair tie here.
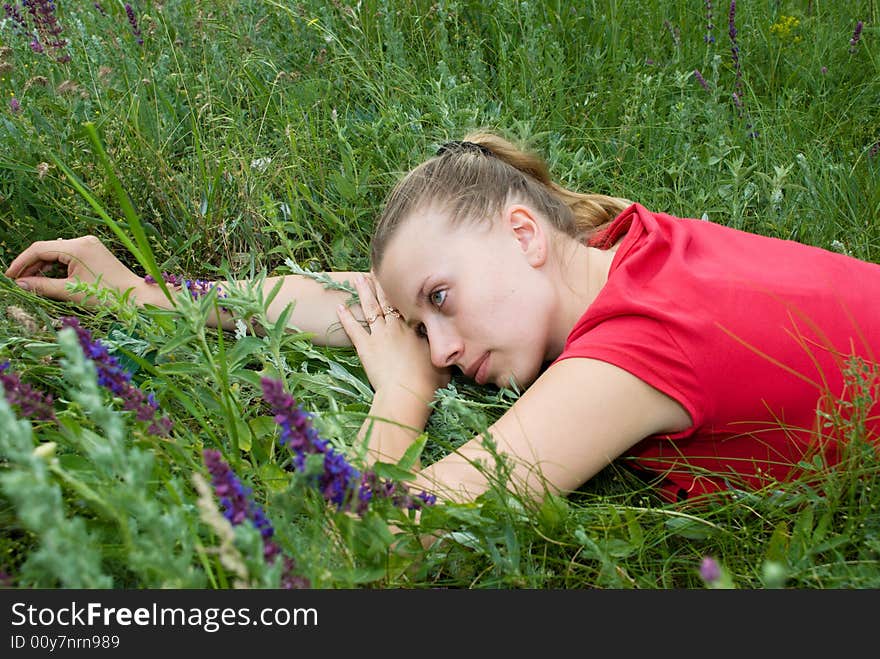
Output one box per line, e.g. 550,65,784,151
435,140,493,158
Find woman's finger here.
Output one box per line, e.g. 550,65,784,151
336,303,369,351
14,275,79,301
353,273,382,325
372,277,400,320
5,240,73,279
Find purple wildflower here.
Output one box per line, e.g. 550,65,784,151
261,377,357,508
3,3,29,34
260,377,436,514
9,97,20,113
849,20,864,54
821,66,828,75
693,69,711,92
21,0,69,62
0,361,56,422
203,449,273,539
732,90,743,109
93,2,106,16
699,556,722,585
144,272,183,288
60,317,172,436
185,279,221,299
125,4,143,45
726,1,757,138
728,1,742,102
663,20,680,48
261,377,324,457
869,142,880,159
704,0,715,44
203,449,309,588
358,470,436,513
144,273,226,304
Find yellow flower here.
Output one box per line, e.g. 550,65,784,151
770,15,802,44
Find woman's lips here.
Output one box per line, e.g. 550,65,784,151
474,353,490,385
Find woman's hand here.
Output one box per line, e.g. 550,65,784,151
4,235,150,305
336,273,450,401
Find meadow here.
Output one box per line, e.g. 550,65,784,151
0,0,878,589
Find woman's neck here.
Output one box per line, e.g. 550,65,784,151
546,239,620,359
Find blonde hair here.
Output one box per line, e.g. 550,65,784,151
370,130,632,269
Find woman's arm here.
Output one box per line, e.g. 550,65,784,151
336,273,451,461
4,236,365,347
351,343,691,504
413,358,692,503
336,274,691,504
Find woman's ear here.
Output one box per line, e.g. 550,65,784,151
506,204,547,267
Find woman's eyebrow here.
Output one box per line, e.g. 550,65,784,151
401,278,431,329
415,277,430,306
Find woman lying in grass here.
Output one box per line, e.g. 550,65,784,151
7,132,880,505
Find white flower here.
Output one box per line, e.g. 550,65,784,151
250,157,272,171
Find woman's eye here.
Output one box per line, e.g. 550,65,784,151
429,289,446,307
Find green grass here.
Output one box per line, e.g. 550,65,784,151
0,1,878,589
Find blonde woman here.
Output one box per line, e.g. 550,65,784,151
8,132,880,505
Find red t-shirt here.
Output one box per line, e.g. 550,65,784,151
554,203,880,501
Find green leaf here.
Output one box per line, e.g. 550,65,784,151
235,416,252,452
156,329,195,356
82,123,169,300
373,461,416,483
330,171,357,202
765,521,790,563
259,463,290,493
249,415,280,440
249,415,280,463
792,507,814,549
604,538,637,559
156,362,205,375
812,509,833,544
326,361,373,399
537,492,569,534
227,336,267,366
22,341,59,359
57,454,97,479
48,152,144,266
232,369,265,389
664,516,715,540
443,531,484,552
398,432,428,472
346,566,388,584
624,508,644,547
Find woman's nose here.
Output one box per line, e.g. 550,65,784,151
427,324,463,369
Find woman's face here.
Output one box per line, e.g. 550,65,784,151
375,205,559,389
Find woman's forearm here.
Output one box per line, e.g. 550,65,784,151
192,272,366,347
263,272,364,347
358,386,434,466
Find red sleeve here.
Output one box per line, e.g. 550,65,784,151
552,315,704,439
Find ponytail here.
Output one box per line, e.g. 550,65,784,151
462,130,632,237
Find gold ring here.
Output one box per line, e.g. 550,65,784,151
382,305,401,318
366,313,380,324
